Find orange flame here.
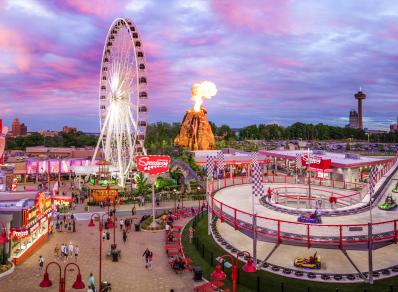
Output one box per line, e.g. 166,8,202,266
192,81,217,112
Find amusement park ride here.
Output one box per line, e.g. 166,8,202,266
92,18,148,187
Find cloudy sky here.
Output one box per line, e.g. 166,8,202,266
0,0,397,132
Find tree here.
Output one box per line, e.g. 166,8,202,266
135,173,151,196
216,124,235,141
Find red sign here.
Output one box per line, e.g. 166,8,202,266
136,155,171,175
301,155,331,170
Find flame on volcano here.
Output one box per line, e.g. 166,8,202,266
191,81,217,112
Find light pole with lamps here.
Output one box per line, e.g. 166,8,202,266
211,251,257,292
88,212,112,289
173,189,177,212
39,261,85,292
196,186,201,212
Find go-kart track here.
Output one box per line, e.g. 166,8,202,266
209,161,398,282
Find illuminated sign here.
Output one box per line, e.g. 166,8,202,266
136,155,171,175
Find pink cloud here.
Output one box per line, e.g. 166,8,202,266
56,0,127,16
263,56,305,69
211,0,294,35
0,24,31,72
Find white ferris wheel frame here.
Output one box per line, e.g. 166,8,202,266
92,18,148,187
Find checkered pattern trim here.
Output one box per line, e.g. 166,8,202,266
206,156,215,179
368,166,378,194
251,151,263,196
295,153,302,169
216,151,225,172
251,151,258,166
251,160,264,197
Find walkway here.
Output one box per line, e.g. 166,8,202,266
0,214,195,291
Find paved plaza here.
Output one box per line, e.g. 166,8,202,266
0,211,195,292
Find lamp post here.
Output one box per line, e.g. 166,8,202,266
88,212,111,289
0,222,9,265
211,251,257,292
197,186,201,212
173,189,177,212
39,261,85,292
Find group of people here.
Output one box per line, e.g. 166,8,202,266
55,213,76,233
53,242,79,262
171,255,186,272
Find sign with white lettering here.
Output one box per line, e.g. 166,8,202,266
135,155,171,175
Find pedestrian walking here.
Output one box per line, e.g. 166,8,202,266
88,273,95,288
143,248,150,268
102,231,106,241
122,229,127,243
74,245,79,261
147,251,153,270
119,219,124,231
54,244,60,259
131,206,135,216
68,242,74,257
38,255,44,274
189,226,195,244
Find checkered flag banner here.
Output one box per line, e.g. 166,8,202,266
206,156,215,179
251,162,264,197
216,151,225,172
295,153,302,169
251,151,259,166
368,166,378,194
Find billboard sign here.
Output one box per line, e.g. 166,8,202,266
136,155,171,175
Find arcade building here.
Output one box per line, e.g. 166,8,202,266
0,191,52,265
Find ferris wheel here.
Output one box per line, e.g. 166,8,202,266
93,18,148,187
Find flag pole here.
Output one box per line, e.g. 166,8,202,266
307,148,312,209
368,168,374,284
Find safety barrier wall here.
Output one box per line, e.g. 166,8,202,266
209,169,398,248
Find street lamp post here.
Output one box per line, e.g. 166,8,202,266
211,251,257,292
197,186,201,212
88,212,111,289
39,261,85,292
173,189,177,212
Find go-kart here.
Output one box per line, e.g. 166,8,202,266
297,211,322,224
294,252,321,269
378,195,397,211
392,182,398,193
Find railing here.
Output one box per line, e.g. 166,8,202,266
270,185,362,208
208,162,398,249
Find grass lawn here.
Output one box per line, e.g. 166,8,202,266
181,213,398,292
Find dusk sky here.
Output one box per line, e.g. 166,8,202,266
0,0,397,132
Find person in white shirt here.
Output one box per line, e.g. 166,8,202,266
68,242,74,257
74,245,79,261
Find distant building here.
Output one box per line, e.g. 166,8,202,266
25,146,101,159
20,123,27,136
11,118,27,136
348,110,359,128
390,117,398,133
366,129,388,135
39,130,58,137
63,126,77,133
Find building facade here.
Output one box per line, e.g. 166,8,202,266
11,118,27,136
348,110,359,128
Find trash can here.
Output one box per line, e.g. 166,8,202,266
192,266,202,281
135,223,140,232
112,250,118,262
